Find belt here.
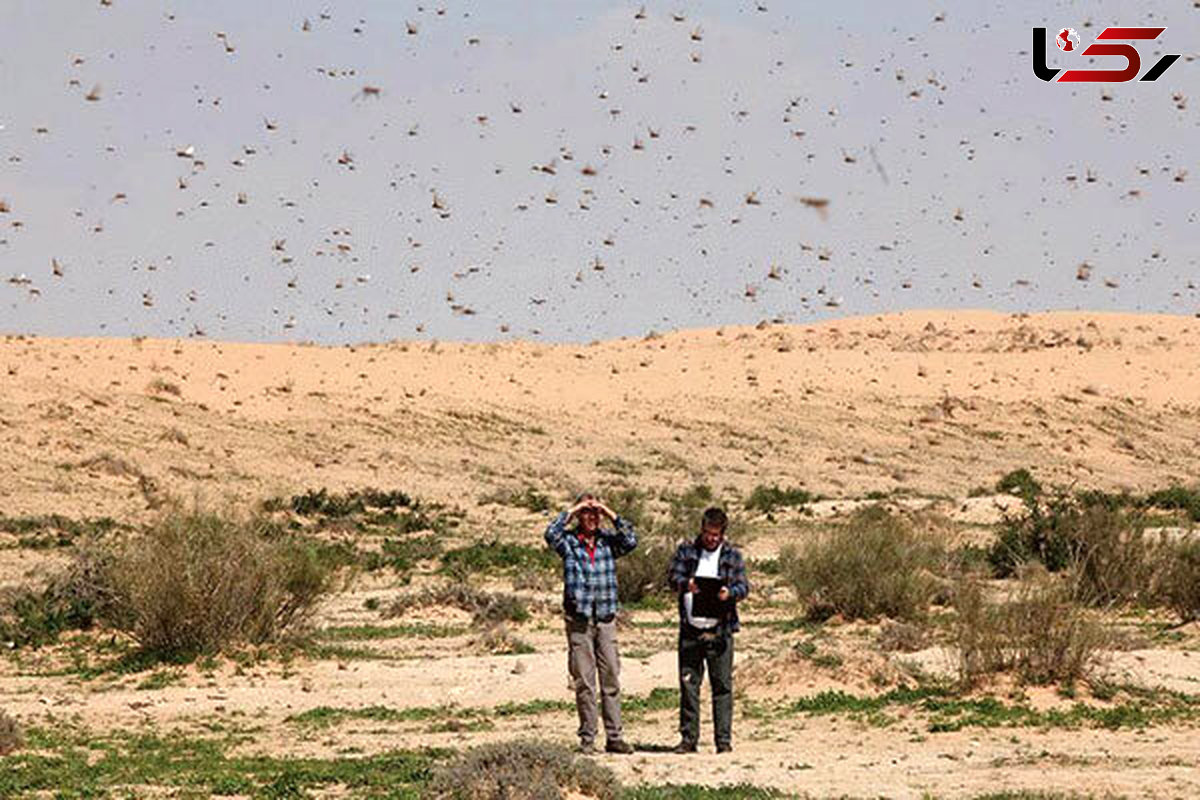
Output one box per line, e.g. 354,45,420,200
682,622,723,641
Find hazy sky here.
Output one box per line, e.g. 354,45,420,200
1,1,1196,343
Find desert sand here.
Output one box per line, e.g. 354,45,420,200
2,309,1200,798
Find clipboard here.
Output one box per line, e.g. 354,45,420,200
692,577,725,618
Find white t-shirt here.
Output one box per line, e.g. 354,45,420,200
684,543,722,629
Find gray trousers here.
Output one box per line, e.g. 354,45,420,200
565,616,623,744
678,626,734,748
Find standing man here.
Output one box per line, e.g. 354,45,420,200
667,506,749,754
545,492,637,755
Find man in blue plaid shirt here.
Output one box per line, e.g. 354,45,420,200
667,506,749,754
545,492,638,755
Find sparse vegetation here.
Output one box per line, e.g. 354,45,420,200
97,506,341,659
480,485,552,513
385,583,530,626
428,740,618,800
744,484,816,513
441,539,558,579
996,468,1042,502
0,709,20,756
779,506,944,621
1155,537,1200,622
952,569,1109,687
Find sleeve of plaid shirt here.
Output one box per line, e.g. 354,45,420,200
543,511,571,558
725,547,750,601
667,542,691,593
600,515,638,558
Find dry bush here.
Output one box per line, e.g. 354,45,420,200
386,583,530,626
1155,537,1200,622
428,740,619,800
876,621,930,653
952,568,1109,687
101,507,338,657
474,623,535,655
0,708,21,756
780,506,945,621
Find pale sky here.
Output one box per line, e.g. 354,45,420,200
1,1,1196,343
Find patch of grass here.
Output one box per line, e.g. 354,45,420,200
440,539,558,579
744,484,815,514
362,535,442,574
779,505,944,621
0,514,126,550
274,487,414,517
317,623,468,641
135,669,185,691
0,725,442,798
428,739,618,800
596,457,641,477
480,486,552,513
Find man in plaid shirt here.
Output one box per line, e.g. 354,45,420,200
545,492,638,755
666,506,749,754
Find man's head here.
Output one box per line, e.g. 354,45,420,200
575,491,601,535
699,506,727,551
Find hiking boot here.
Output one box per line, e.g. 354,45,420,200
605,739,634,755
672,740,697,754
577,741,596,755
716,743,732,754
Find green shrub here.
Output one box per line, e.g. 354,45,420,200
988,490,1166,607
273,487,414,517
481,486,552,513
428,740,618,800
1144,485,1200,522
952,569,1109,686
0,708,20,756
996,468,1041,501
745,484,815,513
779,506,944,621
0,538,118,647
101,508,339,658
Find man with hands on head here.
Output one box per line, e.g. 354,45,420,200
667,506,749,754
544,492,638,755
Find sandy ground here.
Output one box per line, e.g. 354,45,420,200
3,309,1200,797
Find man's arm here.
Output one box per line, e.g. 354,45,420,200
667,543,692,593
603,515,638,558
544,510,572,558
725,548,750,601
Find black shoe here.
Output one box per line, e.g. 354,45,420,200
672,740,697,754
605,739,634,754
716,743,732,754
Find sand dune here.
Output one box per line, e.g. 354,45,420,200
2,309,1199,523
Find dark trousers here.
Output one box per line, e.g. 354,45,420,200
678,625,734,747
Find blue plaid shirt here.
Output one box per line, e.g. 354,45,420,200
667,539,750,633
544,511,637,620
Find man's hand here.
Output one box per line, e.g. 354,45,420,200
566,499,592,519
688,578,698,594
718,587,730,602
591,500,617,521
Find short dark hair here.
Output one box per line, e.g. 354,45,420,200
701,507,727,532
